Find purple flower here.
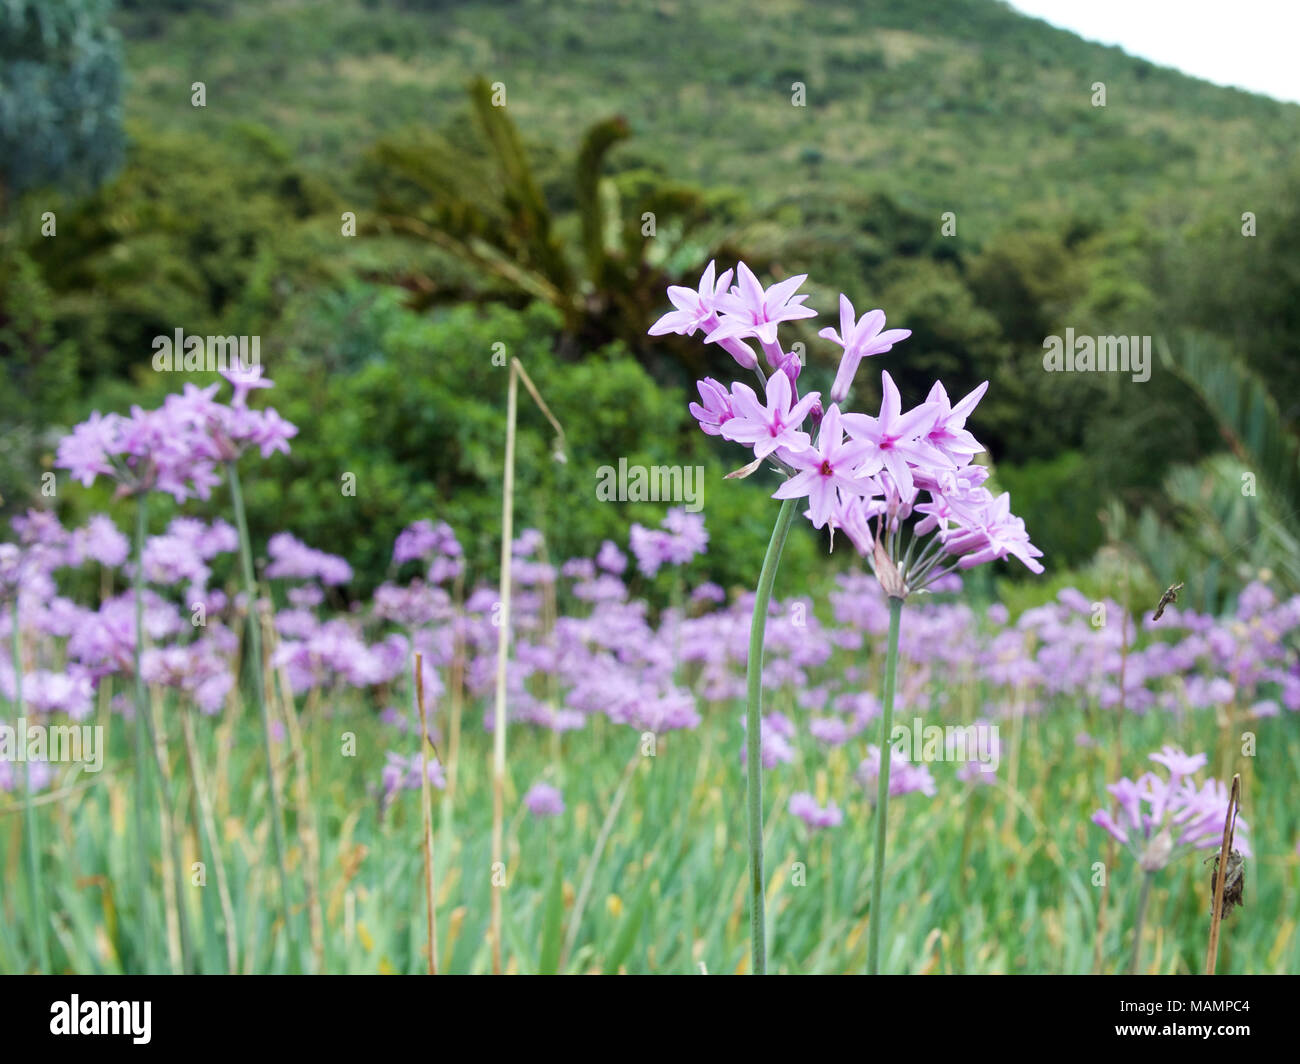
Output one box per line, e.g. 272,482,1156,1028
857,746,936,799
689,378,735,437
1091,747,1250,871
629,524,670,579
512,529,546,558
840,371,948,500
55,411,122,488
288,585,324,608
596,540,627,575
943,491,1045,575
70,515,129,568
141,642,233,714
739,714,796,768
661,508,708,563
649,260,733,337
428,554,464,585
245,406,298,458
649,260,758,369
660,266,1040,596
789,792,843,830
220,361,274,406
173,516,238,559
523,781,565,817
22,669,96,719
1148,745,1207,780
708,262,817,350
0,760,53,794
629,509,708,578
720,371,819,460
381,751,446,806
561,558,596,581
57,404,222,502
819,295,911,402
1057,588,1092,614
772,404,877,528
141,533,211,588
56,375,296,504
393,520,439,565
265,533,352,586
809,717,852,746
921,380,988,464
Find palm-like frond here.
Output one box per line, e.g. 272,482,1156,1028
1104,455,1300,613
1159,333,1300,532
363,77,741,354
575,115,630,287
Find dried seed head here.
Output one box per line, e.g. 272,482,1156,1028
1140,828,1174,871
872,536,906,600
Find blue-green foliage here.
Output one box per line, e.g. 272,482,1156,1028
0,0,124,200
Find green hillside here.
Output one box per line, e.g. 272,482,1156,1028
5,0,1299,598
120,0,1298,221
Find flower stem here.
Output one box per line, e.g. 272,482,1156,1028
490,362,519,975
905,535,947,583
414,653,438,975
744,495,799,975
131,494,155,969
1129,869,1155,974
226,459,294,959
133,495,197,973
1204,774,1240,974
179,704,238,973
868,595,903,975
14,599,51,972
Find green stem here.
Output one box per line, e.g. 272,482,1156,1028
744,495,799,975
905,535,947,585
133,496,195,973
180,705,239,974
14,599,51,971
1129,870,1155,975
226,459,294,959
954,784,979,973
868,595,903,975
131,494,154,969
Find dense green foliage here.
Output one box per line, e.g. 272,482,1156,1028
2,0,1297,597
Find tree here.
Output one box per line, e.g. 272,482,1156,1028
362,76,747,363
0,0,124,211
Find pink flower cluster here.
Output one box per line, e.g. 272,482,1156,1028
654,262,1042,593
3,492,1296,851
392,519,464,584
55,365,296,500
628,508,708,578
1092,746,1250,870
0,510,248,723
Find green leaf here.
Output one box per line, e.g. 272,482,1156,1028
1161,333,1300,527
575,115,630,284
603,869,653,974
537,858,565,975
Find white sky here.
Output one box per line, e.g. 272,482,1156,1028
1006,0,1300,104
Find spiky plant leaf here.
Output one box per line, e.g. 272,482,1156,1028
1160,333,1300,532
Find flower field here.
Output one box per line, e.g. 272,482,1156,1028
4,0,1299,990
2,274,1296,975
